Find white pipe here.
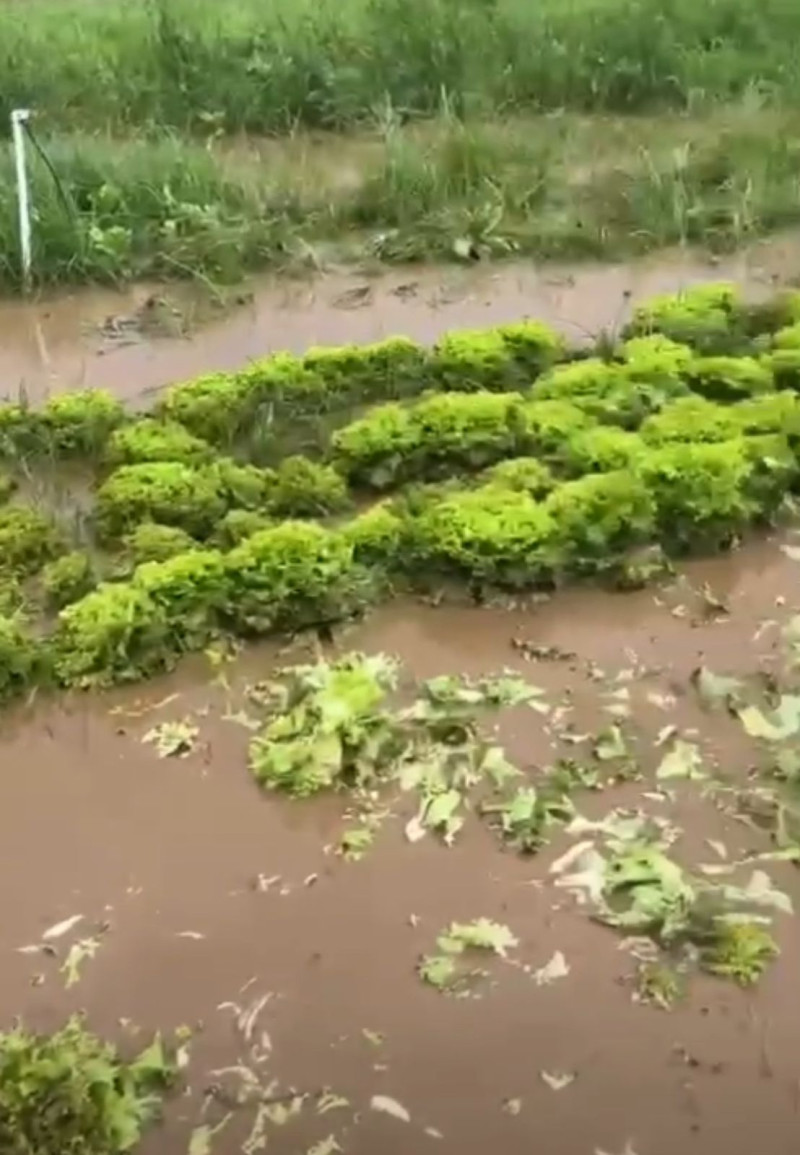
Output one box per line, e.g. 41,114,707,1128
11,109,32,290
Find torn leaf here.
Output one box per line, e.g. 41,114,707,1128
370,1095,411,1123
540,1070,575,1091
143,718,199,758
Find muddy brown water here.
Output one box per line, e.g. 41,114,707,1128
3,230,800,407
3,534,800,1154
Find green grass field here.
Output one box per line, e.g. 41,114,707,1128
3,0,800,292
4,0,800,134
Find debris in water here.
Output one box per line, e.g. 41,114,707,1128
61,936,101,987
176,930,206,940
143,718,199,758
361,1029,384,1048
306,1138,341,1155
419,919,518,993
655,738,706,781
370,1094,411,1123
540,1070,575,1091
42,913,84,940
533,950,570,986
502,1097,522,1115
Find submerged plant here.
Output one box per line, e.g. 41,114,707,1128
419,919,518,994
0,1017,175,1155
248,653,401,796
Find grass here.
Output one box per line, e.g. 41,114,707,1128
3,108,800,290
4,0,800,136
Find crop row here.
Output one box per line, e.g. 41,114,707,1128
2,281,800,701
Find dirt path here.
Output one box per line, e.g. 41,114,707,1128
3,230,800,406
3,534,800,1154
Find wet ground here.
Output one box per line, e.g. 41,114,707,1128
4,532,800,1154
3,228,800,406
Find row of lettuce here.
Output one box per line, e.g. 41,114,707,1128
3,281,800,700
1,281,800,467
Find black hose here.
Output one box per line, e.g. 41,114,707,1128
22,119,78,224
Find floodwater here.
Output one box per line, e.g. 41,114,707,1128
2,229,800,406
3,532,800,1154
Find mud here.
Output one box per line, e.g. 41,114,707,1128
3,534,800,1154
3,229,800,407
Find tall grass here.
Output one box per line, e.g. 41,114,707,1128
3,111,800,291
3,0,800,137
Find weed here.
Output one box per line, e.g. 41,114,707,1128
699,921,778,986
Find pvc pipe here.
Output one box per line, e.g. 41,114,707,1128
11,109,32,290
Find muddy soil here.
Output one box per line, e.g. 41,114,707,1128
3,229,800,407
3,533,800,1154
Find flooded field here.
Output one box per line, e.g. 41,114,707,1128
3,228,800,406
4,532,800,1155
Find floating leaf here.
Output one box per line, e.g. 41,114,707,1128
61,937,101,988
533,950,570,986
594,725,628,762
439,919,518,957
307,1138,341,1155
338,825,375,862
502,1098,522,1115
143,718,199,758
656,738,705,781
691,666,742,710
370,1095,410,1123
42,913,84,941
540,1070,575,1091
740,696,800,741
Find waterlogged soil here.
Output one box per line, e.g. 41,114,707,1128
3,534,800,1154
4,229,800,406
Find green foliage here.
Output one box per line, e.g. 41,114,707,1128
0,614,40,703
699,921,778,986
249,652,399,796
54,582,172,687
520,399,594,454
206,457,272,510
121,522,199,566
132,549,228,650
545,471,657,571
430,330,516,392
301,337,427,402
157,372,257,444
0,506,64,577
106,418,213,466
225,521,365,635
430,322,563,391
267,456,350,517
38,390,125,456
620,334,694,377
640,396,743,445
478,456,554,497
0,1016,174,1155
533,358,672,427
331,402,416,487
493,321,566,376
409,485,557,587
641,440,755,550
41,550,96,610
739,434,798,515
770,321,800,350
730,390,800,436
685,356,774,402
0,468,16,503
333,391,525,487
627,282,744,352
340,503,407,567
762,347,800,390
213,508,274,548
558,426,647,476
95,462,226,540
